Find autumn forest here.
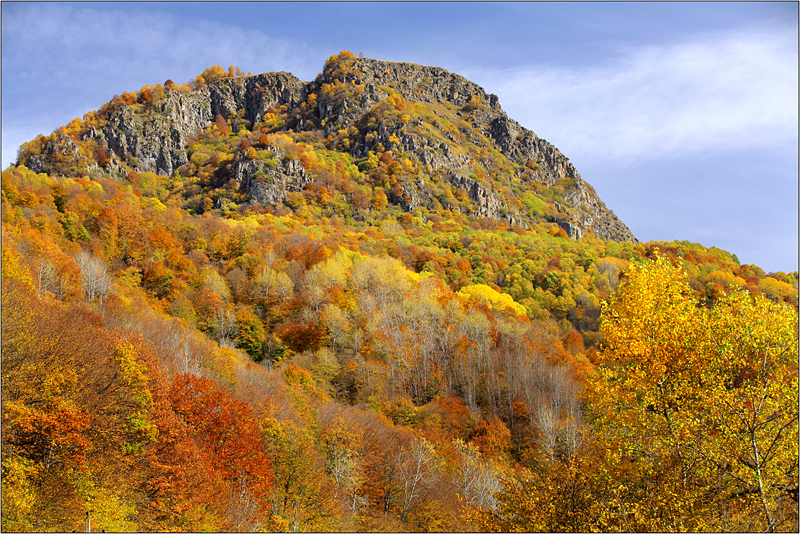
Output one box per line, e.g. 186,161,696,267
2,53,797,532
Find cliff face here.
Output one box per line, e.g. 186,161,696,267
17,55,636,242
91,72,308,177
330,58,636,242
232,146,311,206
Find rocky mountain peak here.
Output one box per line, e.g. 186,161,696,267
15,53,637,242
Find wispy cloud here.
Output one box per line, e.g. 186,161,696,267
465,28,798,163
3,3,323,83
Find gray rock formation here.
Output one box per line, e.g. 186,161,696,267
232,146,311,205
91,73,307,177
321,57,636,242
558,221,584,240
335,58,503,111
17,56,637,242
446,172,501,219
22,132,83,175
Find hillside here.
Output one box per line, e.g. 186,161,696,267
2,52,797,532
16,52,636,242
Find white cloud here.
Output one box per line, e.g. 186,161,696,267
3,3,323,82
2,3,326,168
465,28,798,163
461,27,798,271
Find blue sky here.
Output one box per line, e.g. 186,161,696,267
2,1,797,272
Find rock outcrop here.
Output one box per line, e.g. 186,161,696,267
333,58,503,112
90,73,307,177
232,147,311,206
317,57,636,242
446,172,501,219
23,132,84,175
17,55,637,242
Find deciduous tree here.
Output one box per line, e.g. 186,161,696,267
586,255,798,532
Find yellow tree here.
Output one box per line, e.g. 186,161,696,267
260,417,332,530
585,255,798,532
695,290,798,531
462,452,601,532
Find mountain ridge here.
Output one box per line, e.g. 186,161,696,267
16,52,636,242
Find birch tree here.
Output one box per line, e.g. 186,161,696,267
397,436,441,521
75,251,111,303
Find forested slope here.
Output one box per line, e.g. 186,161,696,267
2,52,797,532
